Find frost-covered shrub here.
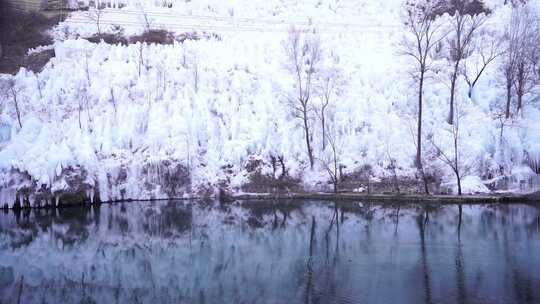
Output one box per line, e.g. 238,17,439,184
130,29,176,45
87,33,129,45
241,156,301,193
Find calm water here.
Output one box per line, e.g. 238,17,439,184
0,200,539,304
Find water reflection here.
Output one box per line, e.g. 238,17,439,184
0,201,539,304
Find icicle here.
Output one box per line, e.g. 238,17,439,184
55,195,60,207
0,188,15,209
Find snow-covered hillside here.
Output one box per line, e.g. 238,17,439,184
1,0,539,207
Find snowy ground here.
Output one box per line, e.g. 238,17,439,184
0,0,539,207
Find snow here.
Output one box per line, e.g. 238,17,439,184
444,176,490,195
0,0,540,206
26,45,54,56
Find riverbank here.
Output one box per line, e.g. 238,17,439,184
3,191,539,210
230,192,539,204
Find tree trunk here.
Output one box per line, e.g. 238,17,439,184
303,107,314,169
279,156,286,178
516,71,523,114
417,70,429,195
456,171,462,196
505,76,512,119
10,88,22,128
517,91,522,115
333,147,338,193
417,73,424,169
454,122,461,195
448,64,459,125
78,102,83,130
321,109,326,151
270,155,277,179
16,275,24,304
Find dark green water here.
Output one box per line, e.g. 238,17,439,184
0,200,539,304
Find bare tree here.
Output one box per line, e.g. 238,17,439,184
502,5,540,118
386,150,401,194
193,61,199,93
431,103,466,195
269,154,288,179
86,3,105,36
316,75,343,193
446,2,487,124
109,87,117,115
77,52,94,132
328,0,342,13
463,34,501,98
502,49,516,119
512,9,539,115
317,61,342,151
1,78,23,128
136,42,148,77
283,27,321,169
137,1,152,31
318,121,342,193
319,75,332,151
402,0,446,194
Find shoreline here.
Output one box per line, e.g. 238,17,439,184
230,192,537,204
3,191,539,210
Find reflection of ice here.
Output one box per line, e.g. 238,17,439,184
0,201,539,303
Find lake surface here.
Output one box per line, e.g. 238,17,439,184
0,200,539,304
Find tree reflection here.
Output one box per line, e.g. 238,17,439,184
455,204,467,304
305,216,316,304
417,207,433,304
141,202,192,238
